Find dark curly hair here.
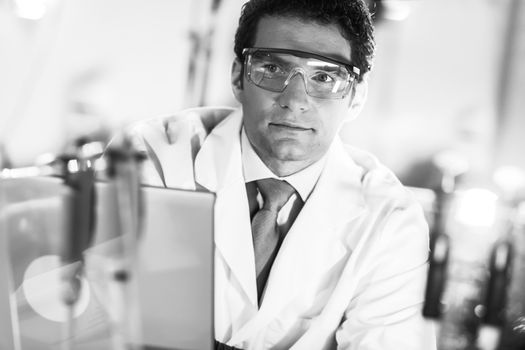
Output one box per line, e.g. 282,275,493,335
233,0,375,82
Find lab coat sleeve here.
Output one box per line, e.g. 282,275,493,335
110,106,236,188
128,120,168,187
335,200,436,350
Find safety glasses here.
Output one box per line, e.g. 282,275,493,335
242,47,360,99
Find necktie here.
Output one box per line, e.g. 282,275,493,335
251,178,296,303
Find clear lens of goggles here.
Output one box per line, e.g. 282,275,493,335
243,48,360,99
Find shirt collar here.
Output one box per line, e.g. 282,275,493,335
241,127,326,202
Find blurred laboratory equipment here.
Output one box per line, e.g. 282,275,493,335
491,167,525,350
59,140,101,350
0,161,21,350
421,152,525,350
0,139,103,350
422,151,468,341
0,143,12,170
1,134,216,349
92,136,146,350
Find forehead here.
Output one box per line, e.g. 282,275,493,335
252,16,352,65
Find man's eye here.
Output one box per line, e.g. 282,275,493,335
263,64,281,73
313,72,334,83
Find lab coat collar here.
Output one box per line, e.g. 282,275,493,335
194,109,259,306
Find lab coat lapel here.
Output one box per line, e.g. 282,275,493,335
194,110,258,306
229,137,366,344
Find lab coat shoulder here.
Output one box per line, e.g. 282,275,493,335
340,143,430,286
342,144,416,208
341,144,428,250
332,143,434,350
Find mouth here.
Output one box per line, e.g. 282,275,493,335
269,122,313,132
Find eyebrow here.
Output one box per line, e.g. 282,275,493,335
256,52,295,67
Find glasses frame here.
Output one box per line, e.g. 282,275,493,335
242,47,361,99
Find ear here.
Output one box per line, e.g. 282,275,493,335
346,79,368,121
231,58,244,103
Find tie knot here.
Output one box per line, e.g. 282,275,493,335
256,178,296,212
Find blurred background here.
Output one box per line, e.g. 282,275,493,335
1,0,524,187
2,1,525,349
3,0,525,246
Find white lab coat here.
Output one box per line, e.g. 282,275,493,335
129,107,436,350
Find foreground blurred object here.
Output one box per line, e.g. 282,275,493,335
0,139,103,350
0,172,79,349
0,175,21,350
1,136,215,349
60,141,100,337
0,137,148,350
98,137,146,350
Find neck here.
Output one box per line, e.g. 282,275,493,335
262,157,316,177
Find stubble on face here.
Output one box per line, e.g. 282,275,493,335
237,16,354,176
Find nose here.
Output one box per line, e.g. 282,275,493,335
277,71,310,112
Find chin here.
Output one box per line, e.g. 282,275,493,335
272,146,310,162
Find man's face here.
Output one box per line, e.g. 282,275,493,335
232,16,365,175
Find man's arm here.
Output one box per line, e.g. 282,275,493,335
111,107,235,188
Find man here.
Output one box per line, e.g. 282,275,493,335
130,0,436,349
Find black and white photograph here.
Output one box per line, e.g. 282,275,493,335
1,0,524,349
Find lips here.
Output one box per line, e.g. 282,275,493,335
269,122,312,131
